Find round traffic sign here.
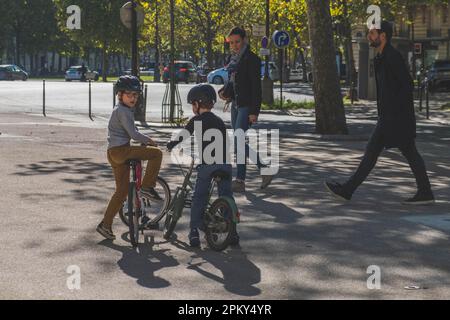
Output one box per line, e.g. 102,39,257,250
272,30,290,49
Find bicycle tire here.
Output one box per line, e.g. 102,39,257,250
204,198,234,251
128,182,140,247
162,210,177,240
162,189,184,240
119,176,171,226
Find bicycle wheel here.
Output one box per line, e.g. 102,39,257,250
204,198,234,251
119,176,171,226
162,188,184,240
128,182,140,247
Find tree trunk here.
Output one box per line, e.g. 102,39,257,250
102,42,108,82
58,54,62,73
206,16,214,67
117,53,122,75
306,0,348,134
342,0,357,100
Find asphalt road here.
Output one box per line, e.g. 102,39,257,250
1,82,450,300
0,80,313,123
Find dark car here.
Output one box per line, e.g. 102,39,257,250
163,61,197,84
424,60,450,92
0,64,28,81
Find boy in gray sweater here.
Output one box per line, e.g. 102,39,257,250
97,76,163,240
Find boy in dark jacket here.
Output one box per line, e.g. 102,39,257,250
167,84,239,247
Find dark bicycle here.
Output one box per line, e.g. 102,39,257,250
119,159,171,247
162,155,239,251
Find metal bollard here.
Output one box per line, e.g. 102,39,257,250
419,85,423,112
89,80,93,121
425,83,429,120
43,80,46,117
113,84,116,108
144,84,148,111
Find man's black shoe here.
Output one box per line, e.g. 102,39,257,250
324,181,352,202
402,192,435,205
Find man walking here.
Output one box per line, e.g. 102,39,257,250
325,21,434,205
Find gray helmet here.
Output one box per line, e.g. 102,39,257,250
187,84,217,105
114,75,142,93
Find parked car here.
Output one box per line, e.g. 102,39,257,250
65,66,99,81
207,67,228,85
0,64,28,81
423,59,450,92
207,61,279,85
124,66,155,76
162,61,197,83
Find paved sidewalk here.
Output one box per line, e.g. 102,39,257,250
0,108,449,299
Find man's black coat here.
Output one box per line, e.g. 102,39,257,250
373,43,416,148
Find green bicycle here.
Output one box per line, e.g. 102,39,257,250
162,155,239,251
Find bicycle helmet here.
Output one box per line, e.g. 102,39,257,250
187,84,217,105
114,75,142,93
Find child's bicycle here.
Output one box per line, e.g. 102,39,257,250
162,153,240,251
118,159,171,247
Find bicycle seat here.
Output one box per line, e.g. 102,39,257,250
211,170,230,181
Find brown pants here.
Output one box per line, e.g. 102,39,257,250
103,145,163,228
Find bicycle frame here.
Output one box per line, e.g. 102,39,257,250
129,160,143,213
169,157,237,220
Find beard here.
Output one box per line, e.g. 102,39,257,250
369,38,381,48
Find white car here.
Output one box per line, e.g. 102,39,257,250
207,61,279,85
65,66,99,81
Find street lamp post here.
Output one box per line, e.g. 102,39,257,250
131,0,138,76
154,0,161,82
169,0,175,122
262,0,274,105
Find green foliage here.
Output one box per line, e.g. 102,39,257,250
262,98,315,110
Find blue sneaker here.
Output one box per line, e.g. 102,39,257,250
188,228,200,247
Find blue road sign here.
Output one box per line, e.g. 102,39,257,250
272,30,290,49
200,47,205,54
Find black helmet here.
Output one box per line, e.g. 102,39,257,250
187,84,217,105
114,75,142,93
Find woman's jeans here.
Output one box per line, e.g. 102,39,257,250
231,104,264,181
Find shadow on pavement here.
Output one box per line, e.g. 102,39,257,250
169,238,262,297
98,234,179,289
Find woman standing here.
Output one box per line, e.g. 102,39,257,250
219,26,274,193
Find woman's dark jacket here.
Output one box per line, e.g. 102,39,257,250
226,47,262,116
